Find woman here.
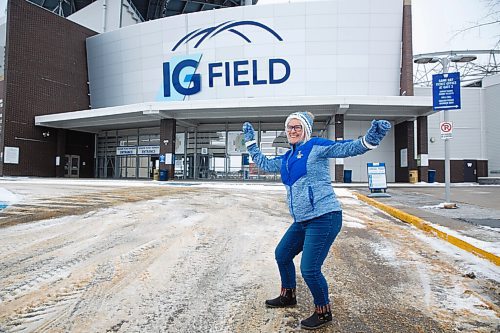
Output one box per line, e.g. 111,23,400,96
242,112,391,330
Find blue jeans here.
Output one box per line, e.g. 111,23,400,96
275,211,342,306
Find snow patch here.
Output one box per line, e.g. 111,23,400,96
0,187,21,205
371,241,400,266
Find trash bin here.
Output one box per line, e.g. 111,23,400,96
153,169,159,181
428,169,436,183
159,169,168,181
409,170,418,184
343,170,352,183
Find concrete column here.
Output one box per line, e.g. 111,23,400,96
327,123,336,181
56,129,66,178
160,119,176,180
417,116,429,182
400,0,414,97
334,114,344,182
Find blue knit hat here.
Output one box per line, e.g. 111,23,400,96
285,112,314,142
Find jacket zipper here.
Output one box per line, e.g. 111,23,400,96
287,145,295,220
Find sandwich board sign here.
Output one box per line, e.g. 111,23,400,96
367,162,390,197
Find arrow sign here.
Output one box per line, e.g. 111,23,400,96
432,72,461,110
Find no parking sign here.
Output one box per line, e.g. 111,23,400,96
440,121,453,140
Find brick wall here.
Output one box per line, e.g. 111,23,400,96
2,0,96,176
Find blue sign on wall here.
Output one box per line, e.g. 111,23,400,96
432,72,461,111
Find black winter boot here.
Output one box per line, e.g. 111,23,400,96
265,288,297,308
300,305,332,330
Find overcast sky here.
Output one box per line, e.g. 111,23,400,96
256,0,499,54
0,0,498,53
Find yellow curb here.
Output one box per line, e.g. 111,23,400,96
353,192,500,266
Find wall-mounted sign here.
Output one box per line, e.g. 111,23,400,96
160,21,290,101
138,145,160,155
400,148,408,168
116,146,137,155
165,153,173,164
175,133,185,154
117,146,160,155
4,146,19,164
227,132,246,155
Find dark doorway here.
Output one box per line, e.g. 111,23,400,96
463,160,477,182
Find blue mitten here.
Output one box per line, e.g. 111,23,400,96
242,122,255,142
364,120,391,146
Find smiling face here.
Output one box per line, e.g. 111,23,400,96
286,118,305,145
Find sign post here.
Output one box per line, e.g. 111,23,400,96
432,71,461,204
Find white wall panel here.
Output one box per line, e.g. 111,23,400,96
370,13,402,27
484,75,500,175
369,27,401,41
337,81,369,96
87,0,402,108
338,14,370,27
339,0,370,13
306,14,339,28
275,17,306,31
370,0,401,13
336,67,369,82
337,41,367,55
305,28,338,42
214,6,244,22
368,41,401,55
338,28,369,41
305,1,338,15
306,68,337,82
343,120,395,182
305,82,337,96
417,86,488,161
306,41,338,55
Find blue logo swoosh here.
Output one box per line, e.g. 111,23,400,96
172,20,283,51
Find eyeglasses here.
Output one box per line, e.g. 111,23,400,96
286,125,303,132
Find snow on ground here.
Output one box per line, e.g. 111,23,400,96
0,180,498,332
0,188,20,204
412,230,500,282
424,221,500,256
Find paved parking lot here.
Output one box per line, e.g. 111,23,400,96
0,179,498,332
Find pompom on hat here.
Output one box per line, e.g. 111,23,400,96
285,112,315,142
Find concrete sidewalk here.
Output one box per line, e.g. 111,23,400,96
350,184,500,264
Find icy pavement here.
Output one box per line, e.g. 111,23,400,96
0,179,498,332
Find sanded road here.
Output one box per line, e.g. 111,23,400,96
0,183,498,332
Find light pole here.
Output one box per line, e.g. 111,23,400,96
413,54,476,204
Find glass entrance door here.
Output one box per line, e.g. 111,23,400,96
64,155,80,178
117,155,136,178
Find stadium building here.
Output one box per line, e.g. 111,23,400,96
0,0,498,182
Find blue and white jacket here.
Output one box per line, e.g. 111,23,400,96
247,137,373,222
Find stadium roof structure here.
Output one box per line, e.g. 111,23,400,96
413,49,500,87
26,0,257,21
